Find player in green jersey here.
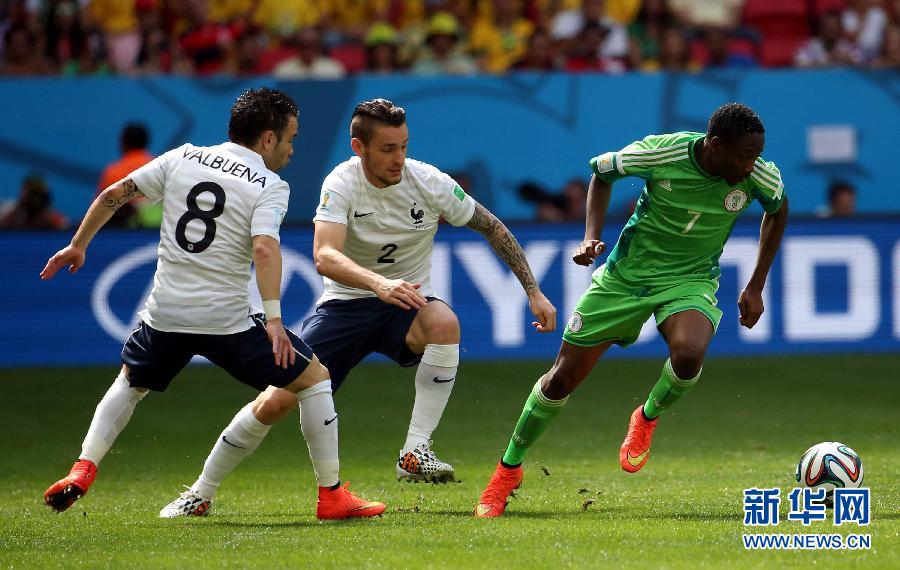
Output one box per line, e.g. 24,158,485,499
475,103,789,518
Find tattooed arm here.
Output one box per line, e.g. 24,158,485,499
40,178,145,279
466,202,558,332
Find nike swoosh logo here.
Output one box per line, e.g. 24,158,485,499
352,503,381,511
324,414,338,426
221,435,246,449
353,211,374,218
475,504,493,516
433,377,455,383
626,449,650,466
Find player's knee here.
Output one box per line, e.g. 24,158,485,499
285,355,330,393
253,386,297,424
543,365,584,398
425,313,460,344
669,341,705,377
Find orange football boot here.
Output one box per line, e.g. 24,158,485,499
620,406,659,473
44,459,98,512
474,461,523,518
316,482,385,520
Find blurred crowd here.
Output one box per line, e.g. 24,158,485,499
0,0,898,78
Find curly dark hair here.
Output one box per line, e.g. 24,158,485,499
228,87,299,146
707,103,764,143
350,98,406,143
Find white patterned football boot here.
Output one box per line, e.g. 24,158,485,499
396,442,455,483
159,488,212,518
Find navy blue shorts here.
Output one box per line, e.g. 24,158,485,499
300,297,440,390
121,314,314,392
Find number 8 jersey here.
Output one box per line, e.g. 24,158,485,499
313,156,475,304
129,142,289,334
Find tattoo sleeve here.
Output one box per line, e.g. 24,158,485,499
466,202,539,294
100,178,145,210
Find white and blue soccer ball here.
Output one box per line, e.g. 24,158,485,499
796,441,864,503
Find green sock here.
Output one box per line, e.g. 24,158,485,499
501,378,568,466
643,358,701,419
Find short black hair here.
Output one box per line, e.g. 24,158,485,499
707,103,764,143
828,180,855,202
350,99,406,144
228,87,299,146
121,123,149,151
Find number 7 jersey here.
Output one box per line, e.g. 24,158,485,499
590,132,785,286
129,142,289,334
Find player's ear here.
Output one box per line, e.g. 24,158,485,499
350,137,365,157
260,129,278,150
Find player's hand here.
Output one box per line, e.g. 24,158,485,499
40,244,86,280
528,290,557,333
375,278,428,310
265,318,296,369
738,287,764,329
572,240,605,266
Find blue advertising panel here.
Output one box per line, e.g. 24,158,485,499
1,70,898,222
1,218,897,367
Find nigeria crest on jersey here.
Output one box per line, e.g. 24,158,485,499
724,189,748,212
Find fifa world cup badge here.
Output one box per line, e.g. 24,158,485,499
568,312,583,332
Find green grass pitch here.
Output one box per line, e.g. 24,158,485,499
1,355,897,568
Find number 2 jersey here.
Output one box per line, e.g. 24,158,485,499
590,132,785,286
129,142,289,334
313,156,476,304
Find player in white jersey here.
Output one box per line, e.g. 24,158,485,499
176,98,558,490
41,87,384,520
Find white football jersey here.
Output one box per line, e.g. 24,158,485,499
313,156,475,303
129,141,289,334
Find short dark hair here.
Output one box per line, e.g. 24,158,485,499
121,123,149,151
350,99,406,144
707,103,764,143
228,87,299,146
828,180,855,202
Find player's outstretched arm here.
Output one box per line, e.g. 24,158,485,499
572,175,612,266
739,196,789,329
466,202,557,332
253,234,295,369
313,221,427,310
40,178,145,280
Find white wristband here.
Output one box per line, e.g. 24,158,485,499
262,300,282,320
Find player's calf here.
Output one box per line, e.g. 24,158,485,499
43,459,97,513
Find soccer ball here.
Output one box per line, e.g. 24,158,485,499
796,442,864,503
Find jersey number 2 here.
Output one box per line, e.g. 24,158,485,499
378,243,398,263
175,182,226,253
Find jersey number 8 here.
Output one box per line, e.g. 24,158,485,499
175,182,226,253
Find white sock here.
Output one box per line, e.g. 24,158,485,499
79,372,147,465
191,403,271,500
298,381,340,488
403,344,459,453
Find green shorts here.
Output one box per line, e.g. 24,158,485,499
562,265,723,348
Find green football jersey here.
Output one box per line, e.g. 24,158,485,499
589,132,785,285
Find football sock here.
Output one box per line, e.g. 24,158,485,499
501,377,568,466
643,358,701,419
298,381,340,488
403,344,458,453
79,372,147,465
191,402,271,500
